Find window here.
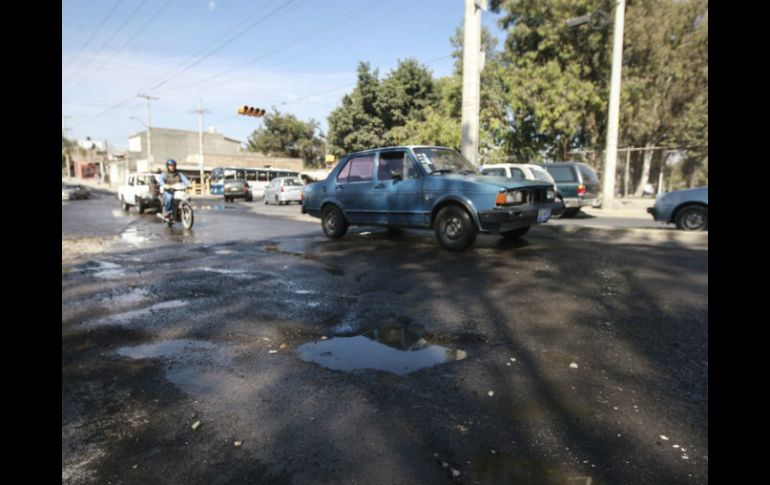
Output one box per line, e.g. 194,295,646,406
258,170,268,182
578,165,599,183
128,176,135,185
336,160,352,182
347,156,374,182
484,168,506,177
377,151,409,180
510,168,525,181
545,166,577,183
247,171,257,181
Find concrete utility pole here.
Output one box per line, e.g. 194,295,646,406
602,0,626,210
193,98,210,188
461,0,487,166
138,94,158,166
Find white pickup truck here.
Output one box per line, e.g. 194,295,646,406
118,172,161,213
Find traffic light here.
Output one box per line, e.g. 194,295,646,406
237,106,266,117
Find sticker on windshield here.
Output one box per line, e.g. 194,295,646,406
414,152,434,172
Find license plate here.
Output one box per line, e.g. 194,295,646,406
537,208,551,222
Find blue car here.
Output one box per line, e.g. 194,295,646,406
647,186,708,230
302,146,563,251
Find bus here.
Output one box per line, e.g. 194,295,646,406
210,167,300,198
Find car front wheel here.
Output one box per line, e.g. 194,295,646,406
434,205,477,251
675,205,707,231
321,205,348,238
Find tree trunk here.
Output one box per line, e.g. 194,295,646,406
634,143,654,196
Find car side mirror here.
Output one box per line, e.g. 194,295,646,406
390,171,403,181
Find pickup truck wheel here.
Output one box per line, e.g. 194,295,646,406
675,205,707,231
434,205,477,251
501,226,530,239
321,205,348,238
136,197,145,214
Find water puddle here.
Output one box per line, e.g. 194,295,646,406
472,453,597,485
297,326,467,375
90,299,189,326
119,227,156,245
92,261,126,279
116,339,216,360
200,267,255,279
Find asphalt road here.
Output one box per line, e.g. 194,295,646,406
62,194,708,485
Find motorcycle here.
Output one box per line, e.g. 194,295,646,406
158,183,194,229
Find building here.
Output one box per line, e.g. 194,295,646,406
115,127,304,189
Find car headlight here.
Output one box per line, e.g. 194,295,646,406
496,190,524,205
546,189,555,200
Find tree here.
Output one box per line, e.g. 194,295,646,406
620,0,708,194
327,62,386,156
490,0,612,162
328,59,440,154
247,109,323,166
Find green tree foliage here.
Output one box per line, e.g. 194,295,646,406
327,62,387,155
247,109,323,166
490,0,611,162
620,0,708,191
327,60,439,154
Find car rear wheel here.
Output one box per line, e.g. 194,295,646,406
675,205,707,231
560,208,581,218
501,226,530,239
434,205,477,251
321,205,348,239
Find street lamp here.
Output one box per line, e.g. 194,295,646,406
566,3,625,210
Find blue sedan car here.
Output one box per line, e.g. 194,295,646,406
647,186,708,230
302,146,563,251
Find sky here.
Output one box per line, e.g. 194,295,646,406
62,0,506,151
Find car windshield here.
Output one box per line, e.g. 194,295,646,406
283,178,302,186
412,147,479,175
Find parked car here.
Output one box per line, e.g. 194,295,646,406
540,162,601,217
302,146,563,251
62,182,91,200
647,186,708,230
480,163,564,216
118,172,162,213
264,177,304,205
223,178,253,202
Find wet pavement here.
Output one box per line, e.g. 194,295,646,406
62,193,708,484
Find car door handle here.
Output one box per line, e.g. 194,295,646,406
373,183,384,188
335,186,343,190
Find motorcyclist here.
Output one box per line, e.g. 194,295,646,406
159,159,190,220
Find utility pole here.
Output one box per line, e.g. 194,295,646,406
138,94,158,167
461,0,486,166
602,0,626,210
193,98,210,190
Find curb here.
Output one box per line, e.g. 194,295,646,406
537,223,708,245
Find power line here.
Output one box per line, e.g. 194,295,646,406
156,0,423,97
64,0,173,91
70,0,288,131
64,0,149,88
155,0,391,96
63,0,124,72
146,0,303,93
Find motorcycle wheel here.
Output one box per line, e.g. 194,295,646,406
180,201,194,229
